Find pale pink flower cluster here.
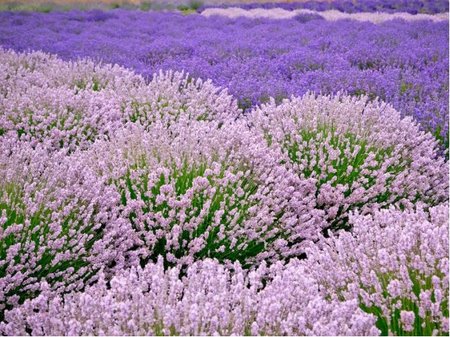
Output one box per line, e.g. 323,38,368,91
0,141,131,313
303,203,449,335
0,257,379,336
201,8,449,22
78,122,324,267
0,49,239,151
250,94,448,230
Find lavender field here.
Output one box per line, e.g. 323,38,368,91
0,0,448,336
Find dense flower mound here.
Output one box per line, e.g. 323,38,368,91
0,257,379,336
303,203,449,335
0,12,447,144
80,122,323,268
127,70,240,128
250,94,448,231
0,140,131,316
198,0,449,14
0,50,239,151
0,49,141,92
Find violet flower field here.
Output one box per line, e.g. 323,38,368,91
0,1,448,336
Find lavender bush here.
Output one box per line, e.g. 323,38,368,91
0,257,379,336
80,122,323,268
304,203,449,335
0,141,131,316
250,93,448,231
0,11,447,144
0,50,240,151
1,203,447,335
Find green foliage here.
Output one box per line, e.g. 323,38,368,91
238,97,253,111
139,1,153,11
109,3,121,10
433,125,449,151
188,0,202,11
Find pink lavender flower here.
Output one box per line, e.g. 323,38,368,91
0,141,131,315
249,93,448,231
400,311,415,332
303,203,449,336
0,257,379,336
0,50,240,152
80,121,324,268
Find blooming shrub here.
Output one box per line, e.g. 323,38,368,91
81,122,323,268
124,69,240,128
0,257,379,336
250,94,448,231
0,50,240,151
0,141,131,316
0,49,141,92
0,12,447,143
304,203,449,335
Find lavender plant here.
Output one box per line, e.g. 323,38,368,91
0,257,379,336
124,69,240,128
304,203,449,336
0,50,240,151
82,122,323,269
0,50,136,150
250,93,448,231
0,141,131,316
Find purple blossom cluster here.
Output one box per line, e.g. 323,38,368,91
0,49,448,335
198,0,449,15
0,10,448,144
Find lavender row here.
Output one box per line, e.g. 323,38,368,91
198,0,449,15
0,10,448,145
1,204,448,335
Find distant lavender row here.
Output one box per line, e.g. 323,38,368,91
0,10,448,144
198,0,449,15
201,8,448,22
